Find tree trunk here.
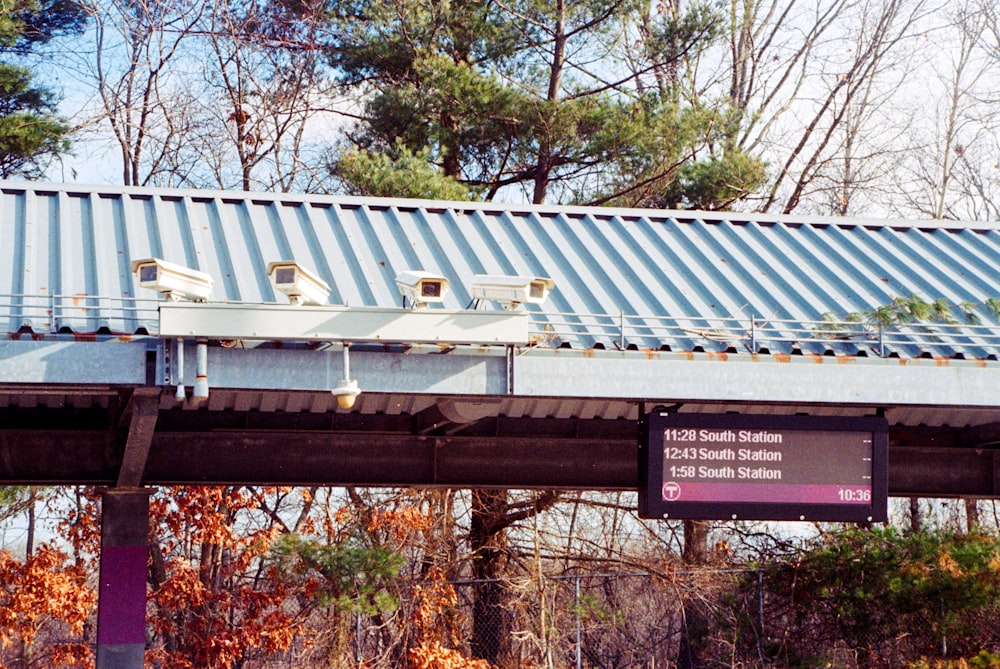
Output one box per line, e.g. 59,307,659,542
25,488,35,558
965,497,979,533
469,489,513,666
676,602,711,669
419,489,458,578
909,497,921,532
682,519,708,565
532,0,565,205
676,519,711,669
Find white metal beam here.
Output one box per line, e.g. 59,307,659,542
158,302,530,345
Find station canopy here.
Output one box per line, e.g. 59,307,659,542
0,181,998,493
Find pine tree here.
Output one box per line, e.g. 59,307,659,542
324,0,765,207
0,0,85,178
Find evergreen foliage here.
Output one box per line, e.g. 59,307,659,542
822,294,1000,329
273,532,404,615
322,0,766,207
0,0,84,178
335,141,475,200
727,527,1000,668
2,0,85,52
0,67,68,177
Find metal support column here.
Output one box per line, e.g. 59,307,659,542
96,489,150,669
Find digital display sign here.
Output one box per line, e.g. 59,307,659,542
639,412,888,522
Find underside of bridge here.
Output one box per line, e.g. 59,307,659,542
2,383,997,499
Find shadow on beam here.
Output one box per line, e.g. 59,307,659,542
144,433,639,489
3,426,1000,498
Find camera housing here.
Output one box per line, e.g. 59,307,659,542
395,270,450,308
130,257,214,302
266,261,331,306
332,379,361,409
470,274,555,310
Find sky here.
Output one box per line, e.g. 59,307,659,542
24,0,1000,220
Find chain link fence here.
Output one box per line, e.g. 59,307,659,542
226,556,1000,668
257,569,762,669
437,573,680,668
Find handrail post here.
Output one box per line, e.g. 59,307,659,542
575,574,582,669
750,314,757,353
620,309,625,350
878,321,885,358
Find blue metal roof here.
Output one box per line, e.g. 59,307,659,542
2,181,999,359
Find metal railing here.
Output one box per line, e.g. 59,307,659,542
0,293,160,335
527,310,1000,358
3,293,1000,359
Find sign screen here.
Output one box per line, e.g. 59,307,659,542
639,412,888,522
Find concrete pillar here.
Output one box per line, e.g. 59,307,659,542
96,489,150,669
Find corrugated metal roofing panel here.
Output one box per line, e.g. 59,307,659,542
2,181,999,359
1,385,992,429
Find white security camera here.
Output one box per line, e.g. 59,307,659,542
395,270,450,308
470,274,555,310
130,257,213,302
266,261,330,306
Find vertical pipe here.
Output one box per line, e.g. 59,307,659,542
754,568,768,666
96,489,150,669
620,309,625,350
575,575,582,669
758,569,765,638
333,342,360,409
193,338,208,400
506,344,515,394
750,315,757,353
355,610,362,664
941,597,947,657
174,338,185,402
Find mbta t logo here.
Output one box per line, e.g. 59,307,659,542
662,481,682,501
